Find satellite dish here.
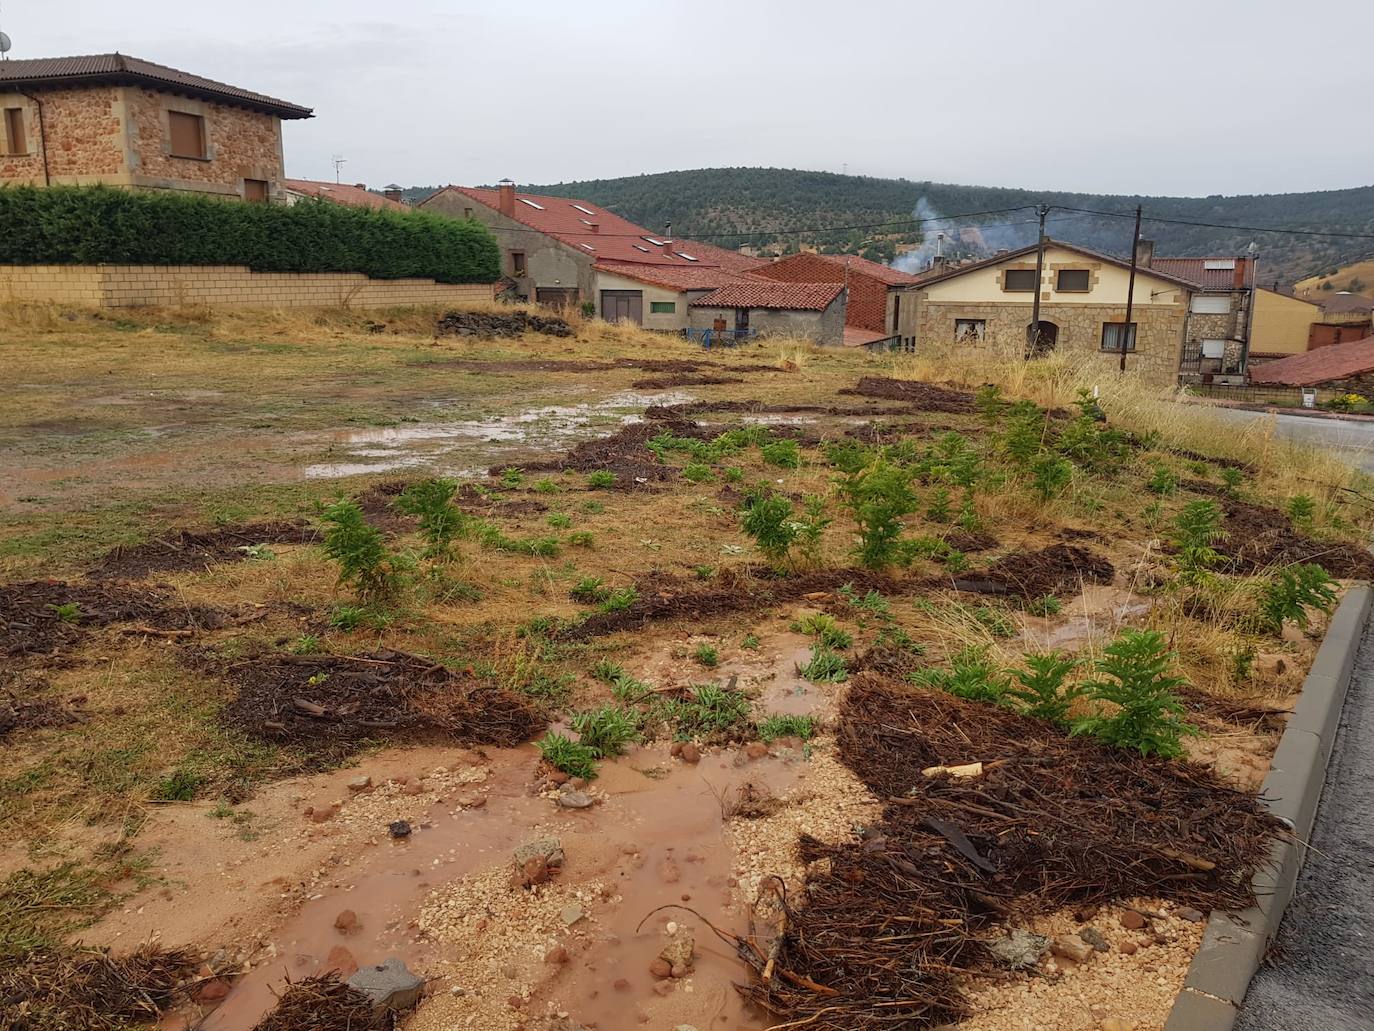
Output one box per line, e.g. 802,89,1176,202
0,32,12,54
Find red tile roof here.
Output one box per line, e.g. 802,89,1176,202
285,179,408,212
0,53,311,118
1315,292,1374,315
1151,257,1254,290
592,261,762,292
1248,336,1374,386
691,281,843,311
674,240,773,275
436,186,715,267
810,252,927,286
843,326,894,347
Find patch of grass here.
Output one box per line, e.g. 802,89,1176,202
566,531,595,548
534,477,562,494
910,647,1008,703
46,602,81,624
681,462,714,483
0,862,118,960
547,512,573,529
741,633,760,650
790,612,853,649
761,438,802,470
586,470,616,489
592,659,624,682
570,706,640,758
598,586,638,613
692,643,720,668
1023,595,1062,617
288,634,320,654
536,731,599,779
582,499,606,514
798,644,848,683
757,713,816,742
572,576,611,604
149,766,203,802
501,467,524,488
669,683,752,737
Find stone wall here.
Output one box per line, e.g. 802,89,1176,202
752,253,889,333
689,299,844,345
914,299,1185,386
0,265,494,309
0,86,126,184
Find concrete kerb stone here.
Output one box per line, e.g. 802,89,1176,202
1164,584,1372,1031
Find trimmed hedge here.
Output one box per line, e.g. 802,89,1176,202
0,185,500,284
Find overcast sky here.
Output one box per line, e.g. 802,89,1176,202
7,0,1372,197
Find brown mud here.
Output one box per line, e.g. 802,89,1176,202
838,376,977,413
497,419,712,487
206,647,545,766
737,674,1280,1029
630,373,745,389
1220,499,1374,578
91,522,318,580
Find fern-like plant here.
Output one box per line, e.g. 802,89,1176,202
1071,629,1197,758
321,499,401,603
396,478,465,559
1007,651,1080,726
741,490,799,565
838,459,919,570
1256,563,1337,634
1172,499,1225,585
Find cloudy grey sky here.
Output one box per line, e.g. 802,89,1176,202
6,0,1371,197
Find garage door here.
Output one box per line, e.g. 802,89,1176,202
601,290,643,325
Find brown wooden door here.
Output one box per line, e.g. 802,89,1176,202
535,287,579,308
600,290,643,324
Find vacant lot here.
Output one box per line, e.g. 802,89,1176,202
2,303,1370,1031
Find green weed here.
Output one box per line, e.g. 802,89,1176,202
757,714,816,742
1071,629,1196,758
536,732,599,779
798,644,848,683
570,706,640,758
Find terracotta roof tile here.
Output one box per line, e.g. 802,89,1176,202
690,281,843,311
1248,336,1374,386
1151,257,1254,290
592,261,763,292
285,179,408,212
0,53,311,118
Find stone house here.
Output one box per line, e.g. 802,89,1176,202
0,53,311,202
419,180,769,324
907,240,1196,386
688,282,846,345
1249,334,1374,393
749,251,925,347
1150,256,1257,378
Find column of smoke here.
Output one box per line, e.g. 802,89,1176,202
890,196,1039,273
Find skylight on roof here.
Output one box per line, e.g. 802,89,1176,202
571,204,596,215
1203,259,1236,270
580,244,595,251
580,219,597,227
675,252,698,262
644,237,668,246
517,198,545,210
632,244,651,253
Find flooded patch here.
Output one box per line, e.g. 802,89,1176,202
1019,585,1152,651
304,391,693,480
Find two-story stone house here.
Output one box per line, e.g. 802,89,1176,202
0,53,311,202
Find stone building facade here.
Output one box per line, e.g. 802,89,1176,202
908,241,1195,387
689,282,846,345
0,54,310,201
749,251,923,342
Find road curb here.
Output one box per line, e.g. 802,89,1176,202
1164,584,1372,1031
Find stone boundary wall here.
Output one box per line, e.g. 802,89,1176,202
0,264,495,309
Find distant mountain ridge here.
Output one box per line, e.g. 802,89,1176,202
399,169,1374,285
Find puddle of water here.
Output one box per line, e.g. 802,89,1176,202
200,740,791,1031
303,390,692,480
1020,585,1152,651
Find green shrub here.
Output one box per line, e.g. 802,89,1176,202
724,466,744,483
798,644,848,683
46,602,81,624
682,462,714,483
533,477,562,494
910,647,1008,703
0,185,500,282
761,438,802,469
1029,455,1073,501
571,577,610,604
395,478,464,559
757,714,816,742
1146,465,1178,496
975,383,1006,424
1071,629,1196,758
824,440,876,474
1219,466,1245,495
587,470,616,489
598,586,638,613
1172,500,1225,585
1007,651,1080,726
547,512,573,529
321,499,402,602
1256,563,1338,633
693,643,720,668
1286,494,1317,528
839,460,919,570
1002,401,1046,462
536,732,599,779
926,487,952,523
570,707,640,758
741,490,799,564
329,604,366,630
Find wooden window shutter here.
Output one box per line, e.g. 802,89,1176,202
168,111,206,159
3,108,26,156
243,178,269,203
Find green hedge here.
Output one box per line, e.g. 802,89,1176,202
0,185,500,284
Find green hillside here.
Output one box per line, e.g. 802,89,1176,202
404,169,1374,286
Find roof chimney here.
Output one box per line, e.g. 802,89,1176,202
383,183,404,203
497,178,516,217
661,239,675,256
1134,238,1154,269
1233,260,1247,290
354,183,367,190
586,222,599,234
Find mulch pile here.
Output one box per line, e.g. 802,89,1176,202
952,544,1114,599
91,522,317,579
211,647,545,763
0,686,85,740
435,310,573,338
0,945,196,1031
838,376,976,414
0,580,227,658
630,373,745,389
1220,499,1374,579
943,530,999,554
568,566,902,639
644,400,912,420
250,973,393,1031
736,675,1280,1028
498,418,713,487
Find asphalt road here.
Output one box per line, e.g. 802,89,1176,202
1207,407,1374,474
1233,612,1374,1031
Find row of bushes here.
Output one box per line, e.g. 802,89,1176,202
0,185,501,284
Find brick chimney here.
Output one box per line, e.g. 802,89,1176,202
661,239,675,256
497,178,516,217
383,183,404,203
1134,238,1154,268
1233,259,1247,289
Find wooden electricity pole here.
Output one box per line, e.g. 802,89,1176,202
1120,205,1142,373
1029,205,1049,357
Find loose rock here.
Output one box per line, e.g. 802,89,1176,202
560,904,585,926
347,957,424,1012
347,775,372,792
986,929,1049,970
389,820,412,839
1175,906,1206,923
1050,935,1095,963
558,790,594,810
544,945,569,965
1119,910,1147,930
1079,927,1110,952
333,909,358,933
679,743,701,764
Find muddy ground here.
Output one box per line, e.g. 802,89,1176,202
1,305,1366,1031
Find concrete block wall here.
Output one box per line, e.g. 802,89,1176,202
0,264,495,309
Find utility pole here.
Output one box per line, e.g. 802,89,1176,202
332,154,346,184
1028,205,1049,357
1120,204,1142,373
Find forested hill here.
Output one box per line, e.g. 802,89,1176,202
438,167,1374,286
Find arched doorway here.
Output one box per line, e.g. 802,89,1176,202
1026,320,1059,358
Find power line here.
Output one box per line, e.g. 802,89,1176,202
1054,205,1374,241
